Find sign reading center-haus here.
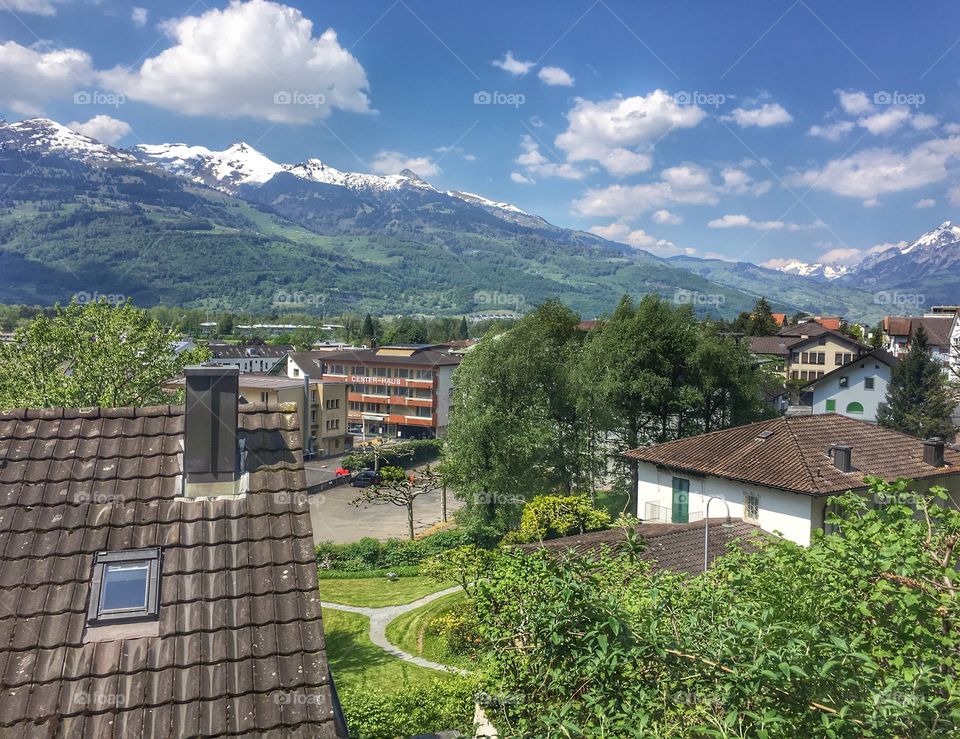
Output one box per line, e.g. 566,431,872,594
350,375,403,385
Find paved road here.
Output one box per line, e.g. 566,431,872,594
307,480,465,544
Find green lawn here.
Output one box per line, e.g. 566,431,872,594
322,608,448,693
384,592,474,671
318,576,452,608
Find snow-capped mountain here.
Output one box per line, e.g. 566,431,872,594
283,158,434,193
131,141,283,192
771,259,850,281
0,118,137,164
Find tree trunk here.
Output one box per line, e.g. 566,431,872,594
407,501,415,540
442,484,447,522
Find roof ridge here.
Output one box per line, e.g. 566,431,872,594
782,416,823,494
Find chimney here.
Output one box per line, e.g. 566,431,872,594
831,444,853,473
924,438,946,468
183,366,243,497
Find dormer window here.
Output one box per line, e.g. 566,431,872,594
88,548,161,624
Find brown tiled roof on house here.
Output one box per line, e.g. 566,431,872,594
779,321,833,337
0,404,346,737
624,414,960,496
297,347,462,369
518,519,763,576
748,335,804,357
883,316,953,347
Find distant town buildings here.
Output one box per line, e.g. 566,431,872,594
749,322,869,382
206,342,291,373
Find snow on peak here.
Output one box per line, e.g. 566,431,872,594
447,189,530,216
132,140,282,191
902,220,960,253
771,259,849,280
284,159,435,192
2,118,136,163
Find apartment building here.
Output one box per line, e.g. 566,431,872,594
282,345,461,439
749,322,868,382
206,342,291,373
883,310,958,373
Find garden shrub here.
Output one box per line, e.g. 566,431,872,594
512,494,611,543
316,528,489,572
340,677,479,739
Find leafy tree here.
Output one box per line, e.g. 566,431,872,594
421,544,493,594
877,325,955,439
362,313,377,347
869,323,884,350
470,478,960,737
457,316,469,340
351,465,443,540
217,312,234,337
746,296,779,336
0,299,209,408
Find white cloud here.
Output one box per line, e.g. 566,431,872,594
4,0,58,15
911,112,939,130
589,222,692,256
914,198,936,208
808,121,854,141
491,51,533,76
66,115,132,144
538,66,574,86
708,214,785,230
790,137,960,199
724,102,793,128
950,185,960,206
836,89,873,116
862,198,880,208
515,134,585,180
810,243,897,267
555,90,706,176
573,162,770,220
510,171,535,184
0,41,94,115
131,6,149,27
944,123,960,135
857,106,911,135
704,252,733,261
652,209,682,225
101,0,371,123
370,150,439,177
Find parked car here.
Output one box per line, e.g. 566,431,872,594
334,467,351,477
350,469,382,487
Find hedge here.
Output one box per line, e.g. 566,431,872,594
316,528,492,572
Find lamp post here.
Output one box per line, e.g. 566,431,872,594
704,496,734,573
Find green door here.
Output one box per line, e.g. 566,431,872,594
672,477,690,523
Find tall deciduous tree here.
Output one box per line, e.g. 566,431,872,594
0,299,209,408
877,326,956,439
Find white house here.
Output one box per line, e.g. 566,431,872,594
800,349,896,423
627,415,960,546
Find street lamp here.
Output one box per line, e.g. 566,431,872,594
704,496,734,573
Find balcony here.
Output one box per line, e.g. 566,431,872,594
643,502,704,524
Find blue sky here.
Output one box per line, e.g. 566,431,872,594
2,0,960,268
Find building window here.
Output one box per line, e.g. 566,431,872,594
743,493,760,522
671,477,689,524
825,399,836,412
293,368,300,378
838,376,848,388
87,548,161,625
818,337,826,346
835,352,844,366
846,401,864,414
260,392,268,403
864,377,875,390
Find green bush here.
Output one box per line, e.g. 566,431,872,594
512,494,611,543
316,565,421,580
316,529,489,572
340,677,479,739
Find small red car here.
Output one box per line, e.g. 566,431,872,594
334,467,350,477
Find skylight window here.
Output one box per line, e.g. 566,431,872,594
87,548,161,624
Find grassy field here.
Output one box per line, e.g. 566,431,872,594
322,608,449,692
384,592,473,671
318,576,452,608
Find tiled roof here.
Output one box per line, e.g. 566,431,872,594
883,316,953,347
748,335,803,357
779,321,832,337
518,520,763,575
624,414,960,496
0,404,345,737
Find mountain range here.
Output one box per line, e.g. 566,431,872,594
0,117,954,320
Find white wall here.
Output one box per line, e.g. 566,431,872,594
435,365,455,431
811,359,891,423
638,463,960,546
637,463,816,545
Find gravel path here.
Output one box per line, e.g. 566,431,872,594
320,585,467,674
